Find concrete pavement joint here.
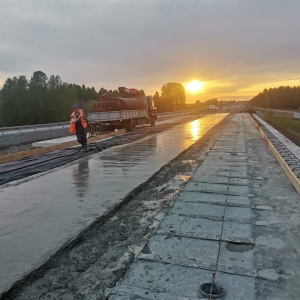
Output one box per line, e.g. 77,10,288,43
180,188,254,197
136,256,258,278
188,179,253,187
178,199,252,208
176,213,255,224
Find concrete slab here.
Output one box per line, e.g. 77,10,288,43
156,214,253,242
32,135,77,147
171,201,253,222
139,234,256,276
190,173,250,185
184,181,250,195
108,260,256,300
195,168,249,178
176,191,251,207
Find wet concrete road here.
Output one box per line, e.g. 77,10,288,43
108,113,300,299
0,114,228,294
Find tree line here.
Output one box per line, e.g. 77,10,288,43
0,71,186,127
153,82,186,112
248,86,300,109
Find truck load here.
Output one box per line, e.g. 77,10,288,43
88,87,157,132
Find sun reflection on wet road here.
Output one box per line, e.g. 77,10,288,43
189,119,202,141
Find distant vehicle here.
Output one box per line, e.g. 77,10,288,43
88,87,157,132
208,105,217,110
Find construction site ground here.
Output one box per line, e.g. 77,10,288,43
1,113,300,299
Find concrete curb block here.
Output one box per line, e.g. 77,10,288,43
249,113,300,196
0,130,125,164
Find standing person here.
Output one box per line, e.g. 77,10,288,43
70,104,88,151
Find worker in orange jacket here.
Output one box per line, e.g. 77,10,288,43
70,104,88,151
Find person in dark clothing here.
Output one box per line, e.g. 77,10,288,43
70,104,88,151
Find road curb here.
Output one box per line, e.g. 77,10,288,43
249,113,300,195
0,130,125,164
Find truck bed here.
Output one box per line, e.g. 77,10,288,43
88,109,148,122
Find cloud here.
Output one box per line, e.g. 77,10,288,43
1,0,300,102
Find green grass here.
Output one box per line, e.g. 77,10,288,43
268,115,300,135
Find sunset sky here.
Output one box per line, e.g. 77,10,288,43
1,0,300,103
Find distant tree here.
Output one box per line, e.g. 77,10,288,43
73,84,82,102
153,91,160,109
47,75,63,89
98,87,107,96
29,71,48,88
55,83,77,122
45,79,76,123
0,71,107,126
160,82,186,112
79,84,87,103
194,100,205,108
249,86,300,109
205,98,218,106
28,71,48,124
293,86,300,108
112,89,119,97
88,87,98,100
138,89,145,97
0,76,29,126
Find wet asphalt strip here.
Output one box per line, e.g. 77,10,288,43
0,124,183,186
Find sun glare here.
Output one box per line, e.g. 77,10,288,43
186,80,204,93
190,119,202,140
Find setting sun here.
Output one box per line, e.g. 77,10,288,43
185,80,204,93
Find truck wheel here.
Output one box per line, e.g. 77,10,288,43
150,117,155,127
126,119,136,132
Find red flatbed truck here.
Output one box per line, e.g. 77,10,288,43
88,87,157,132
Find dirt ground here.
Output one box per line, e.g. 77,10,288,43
0,116,225,300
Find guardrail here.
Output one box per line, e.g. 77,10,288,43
0,122,70,135
0,109,204,135
248,106,300,119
